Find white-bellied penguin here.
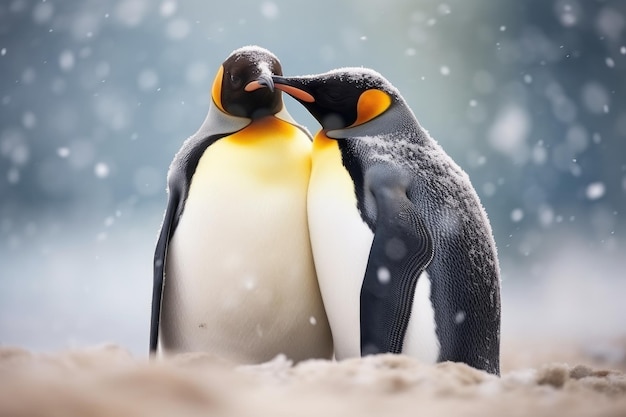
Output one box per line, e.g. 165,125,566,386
150,46,333,363
271,68,501,375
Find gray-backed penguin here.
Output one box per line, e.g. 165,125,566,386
150,46,332,363
271,68,501,375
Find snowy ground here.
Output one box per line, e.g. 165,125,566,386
1,339,625,417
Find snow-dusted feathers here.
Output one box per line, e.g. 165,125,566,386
228,45,281,65
272,67,501,374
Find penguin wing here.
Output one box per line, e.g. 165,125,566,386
149,129,231,355
150,187,180,354
360,164,434,355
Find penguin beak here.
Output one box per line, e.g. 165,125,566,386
271,76,316,103
245,72,274,92
257,72,275,92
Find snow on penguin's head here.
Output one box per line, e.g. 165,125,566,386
226,45,282,75
323,67,402,99
272,66,411,133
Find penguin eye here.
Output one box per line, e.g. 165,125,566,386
229,73,242,88
323,88,344,102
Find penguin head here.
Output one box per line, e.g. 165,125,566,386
272,68,402,136
211,46,283,119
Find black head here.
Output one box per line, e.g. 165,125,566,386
211,46,283,119
272,68,398,131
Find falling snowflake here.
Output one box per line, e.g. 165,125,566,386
33,1,54,24
377,267,391,284
21,112,36,129
586,182,605,200
437,4,451,15
511,209,524,223
454,311,466,324
58,50,75,71
260,1,279,19
581,82,610,115
7,168,20,184
165,18,190,40
137,69,159,91
160,0,177,17
94,162,110,179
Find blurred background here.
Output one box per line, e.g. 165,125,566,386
1,0,624,357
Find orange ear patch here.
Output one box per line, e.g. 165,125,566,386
211,65,226,112
350,89,391,127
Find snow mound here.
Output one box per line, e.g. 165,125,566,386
1,341,626,416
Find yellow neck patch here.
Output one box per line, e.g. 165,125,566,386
312,130,337,152
226,116,296,145
310,131,358,206
350,89,391,127
192,116,312,190
211,65,226,113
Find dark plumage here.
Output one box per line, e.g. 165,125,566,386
273,68,501,375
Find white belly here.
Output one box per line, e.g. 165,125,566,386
402,272,440,363
308,159,373,359
309,135,438,362
160,119,332,363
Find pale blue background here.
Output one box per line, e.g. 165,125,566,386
1,0,625,356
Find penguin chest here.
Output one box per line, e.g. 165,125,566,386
307,135,374,359
161,118,332,363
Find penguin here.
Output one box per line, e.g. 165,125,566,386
270,68,501,375
150,46,333,364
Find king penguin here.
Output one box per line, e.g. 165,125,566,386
271,68,501,375
150,46,333,363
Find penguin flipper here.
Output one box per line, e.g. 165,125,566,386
360,165,434,355
150,190,179,355
149,128,231,355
